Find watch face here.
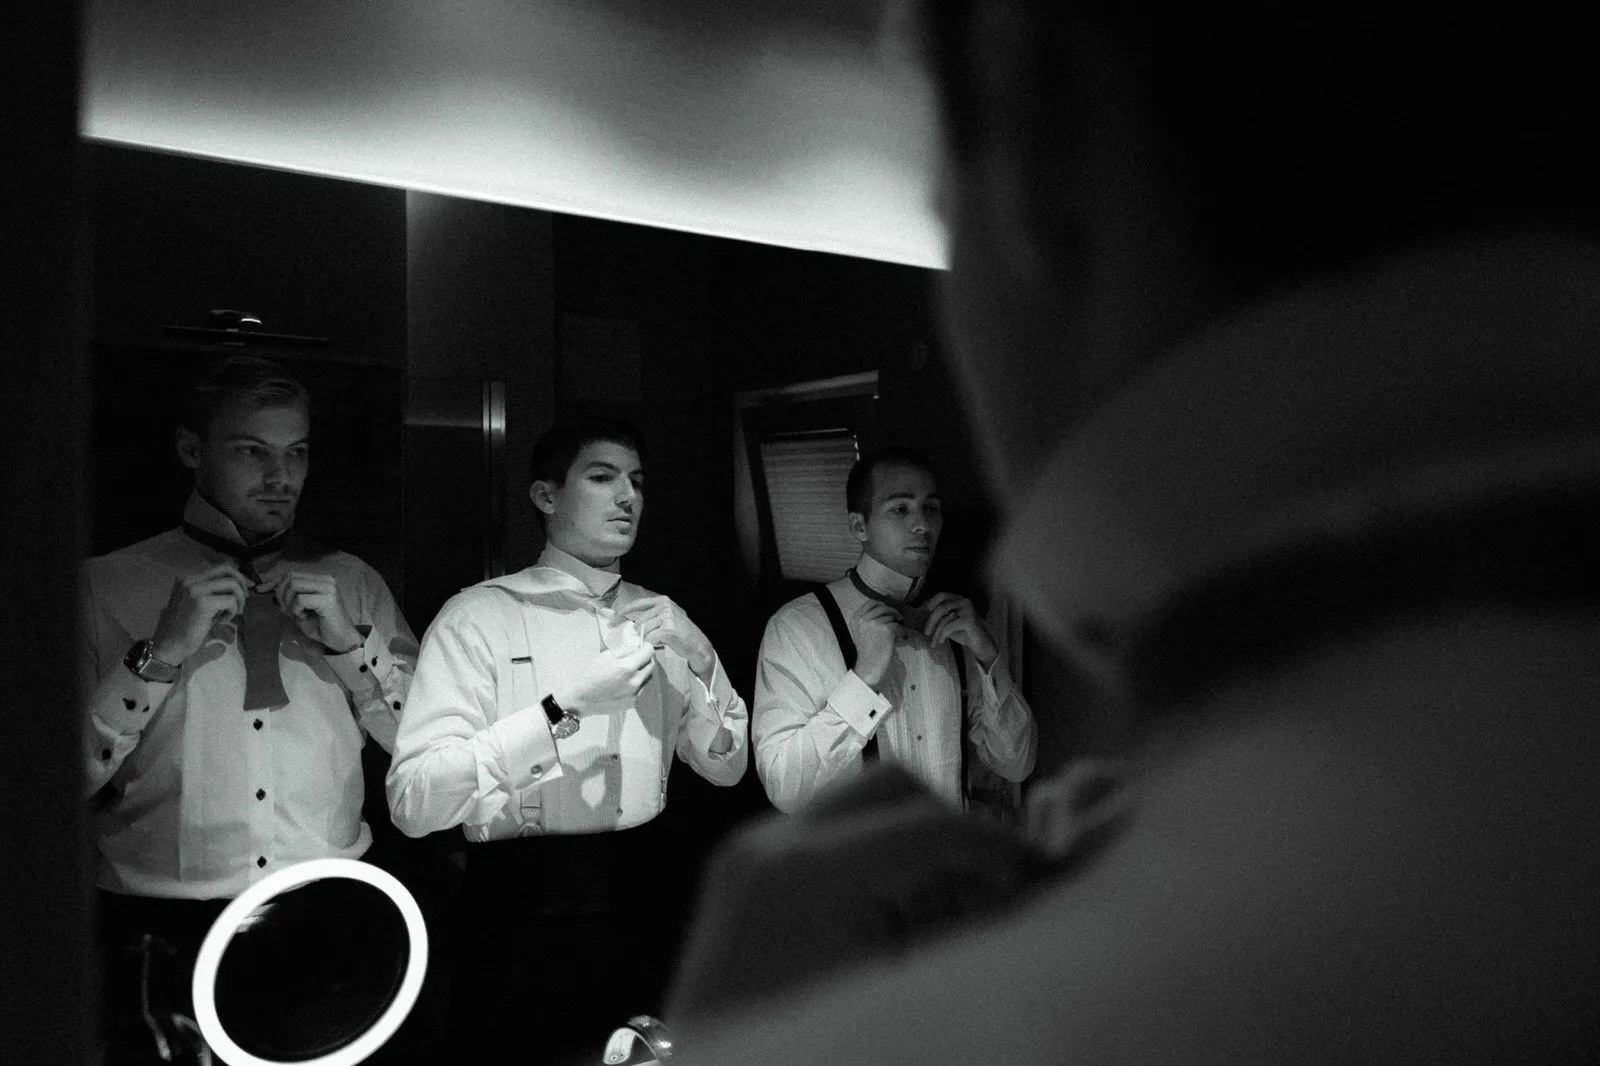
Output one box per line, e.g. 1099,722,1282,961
551,714,580,740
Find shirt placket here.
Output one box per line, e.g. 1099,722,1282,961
246,706,275,881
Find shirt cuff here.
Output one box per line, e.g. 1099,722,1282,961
99,669,169,735
828,670,893,738
693,658,741,728
325,624,384,691
489,703,566,792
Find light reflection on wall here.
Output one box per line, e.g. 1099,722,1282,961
81,0,948,268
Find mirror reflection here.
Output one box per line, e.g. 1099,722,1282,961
83,133,1057,1066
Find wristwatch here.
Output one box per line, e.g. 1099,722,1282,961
541,693,581,739
124,639,180,684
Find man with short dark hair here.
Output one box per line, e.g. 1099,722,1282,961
80,354,417,1045
387,416,748,1062
752,446,1035,813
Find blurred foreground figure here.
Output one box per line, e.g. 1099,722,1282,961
670,1,1599,1061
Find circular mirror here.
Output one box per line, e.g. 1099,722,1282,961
191,859,428,1066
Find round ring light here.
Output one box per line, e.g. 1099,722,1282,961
191,858,429,1066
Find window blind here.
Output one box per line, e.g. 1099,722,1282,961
759,432,861,583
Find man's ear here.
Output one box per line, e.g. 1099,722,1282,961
175,427,202,471
847,512,869,545
530,479,556,515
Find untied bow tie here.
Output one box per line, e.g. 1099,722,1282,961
182,522,292,711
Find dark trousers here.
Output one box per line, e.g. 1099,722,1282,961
96,882,438,1066
95,892,230,1065
449,821,671,1066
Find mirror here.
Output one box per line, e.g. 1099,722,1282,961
191,859,429,1066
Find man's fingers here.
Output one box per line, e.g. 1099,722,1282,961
616,643,656,667
922,601,957,636
202,590,244,621
620,595,668,617
272,572,338,615
861,602,901,625
934,611,966,644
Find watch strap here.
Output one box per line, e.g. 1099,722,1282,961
542,693,580,739
125,639,179,684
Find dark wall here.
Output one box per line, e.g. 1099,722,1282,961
404,192,555,627
91,146,407,365
1,4,94,1062
87,145,409,602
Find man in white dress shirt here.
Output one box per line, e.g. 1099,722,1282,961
387,417,748,1063
79,355,417,1049
753,446,1035,814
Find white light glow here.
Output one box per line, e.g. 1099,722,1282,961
82,0,947,268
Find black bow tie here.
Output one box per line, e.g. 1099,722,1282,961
848,568,926,609
181,523,290,577
849,569,938,632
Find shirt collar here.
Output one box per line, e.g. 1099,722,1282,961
182,491,255,549
538,542,623,599
855,550,923,603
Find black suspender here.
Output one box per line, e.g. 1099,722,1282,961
814,586,872,760
813,586,970,797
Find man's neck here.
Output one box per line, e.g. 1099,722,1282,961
539,541,625,600
184,490,285,549
856,551,923,602
545,535,620,571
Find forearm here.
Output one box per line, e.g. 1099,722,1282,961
330,624,416,753
967,656,1037,782
82,665,169,796
386,704,564,836
677,654,750,783
754,672,891,813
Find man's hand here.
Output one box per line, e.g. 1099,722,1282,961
554,644,656,714
150,563,250,666
922,592,998,666
259,569,363,654
667,765,1044,1021
1022,757,1131,862
621,595,715,678
853,601,902,690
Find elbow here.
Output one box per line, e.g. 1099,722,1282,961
383,772,437,839
384,794,431,839
753,759,804,814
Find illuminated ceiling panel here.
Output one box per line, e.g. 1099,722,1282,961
81,0,947,268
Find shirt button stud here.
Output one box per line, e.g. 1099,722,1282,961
256,856,267,868
256,788,266,801
530,766,542,778
253,719,263,730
